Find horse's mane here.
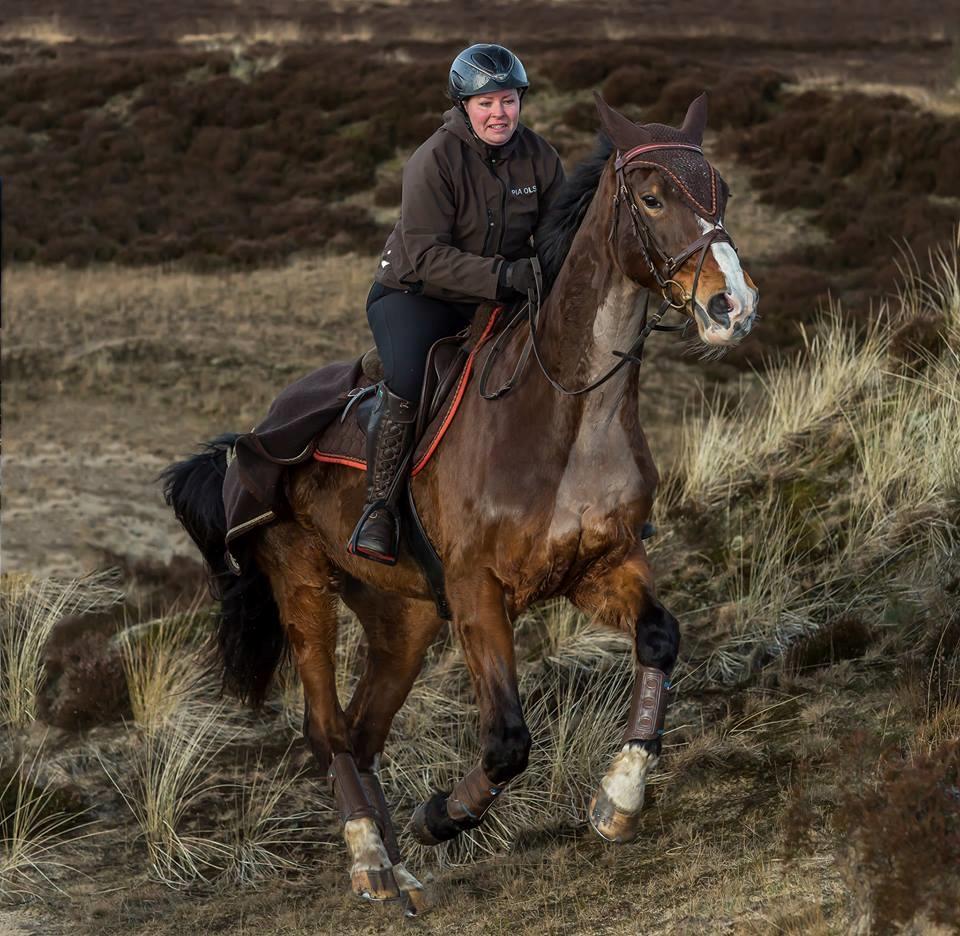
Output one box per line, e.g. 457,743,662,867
537,133,614,293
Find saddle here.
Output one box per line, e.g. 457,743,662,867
313,305,503,474
312,306,506,617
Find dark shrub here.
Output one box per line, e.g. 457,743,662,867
601,65,662,108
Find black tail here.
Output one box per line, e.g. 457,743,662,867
161,433,286,706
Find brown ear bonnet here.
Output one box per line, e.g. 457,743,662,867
594,92,729,224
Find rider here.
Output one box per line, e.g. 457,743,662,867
347,43,566,565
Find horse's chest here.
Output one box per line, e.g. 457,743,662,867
544,406,653,558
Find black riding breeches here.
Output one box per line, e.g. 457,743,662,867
366,283,477,403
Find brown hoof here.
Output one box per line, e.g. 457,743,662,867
410,800,443,846
403,886,429,918
589,787,641,844
351,865,401,901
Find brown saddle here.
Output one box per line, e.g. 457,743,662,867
314,305,503,476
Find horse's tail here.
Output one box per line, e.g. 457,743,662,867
161,433,285,706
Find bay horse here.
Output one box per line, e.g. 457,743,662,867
164,93,757,913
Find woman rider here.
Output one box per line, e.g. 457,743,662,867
347,43,566,564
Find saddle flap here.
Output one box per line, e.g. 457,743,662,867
416,333,470,440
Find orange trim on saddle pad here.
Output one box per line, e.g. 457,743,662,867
313,305,504,475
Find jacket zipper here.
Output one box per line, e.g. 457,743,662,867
481,208,495,256
485,156,508,254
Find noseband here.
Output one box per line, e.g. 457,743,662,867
479,144,737,400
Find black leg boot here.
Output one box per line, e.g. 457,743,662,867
347,384,417,565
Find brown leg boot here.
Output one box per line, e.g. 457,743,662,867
346,384,416,565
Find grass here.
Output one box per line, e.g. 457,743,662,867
0,747,98,902
0,16,82,44
0,572,124,731
119,606,212,734
103,706,236,887
668,302,888,508
219,750,325,885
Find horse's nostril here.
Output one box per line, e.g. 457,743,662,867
706,292,731,329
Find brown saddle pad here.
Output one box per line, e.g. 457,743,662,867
314,304,504,476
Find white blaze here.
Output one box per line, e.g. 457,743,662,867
697,217,753,313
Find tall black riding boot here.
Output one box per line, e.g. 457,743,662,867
347,384,417,565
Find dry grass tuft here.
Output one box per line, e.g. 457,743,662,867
0,748,97,902
668,304,888,507
118,604,214,735
103,706,235,887
219,750,325,885
0,572,124,731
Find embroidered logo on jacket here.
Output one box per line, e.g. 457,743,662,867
511,185,538,196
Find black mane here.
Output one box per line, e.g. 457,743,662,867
537,134,614,292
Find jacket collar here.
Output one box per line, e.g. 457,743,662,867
441,106,522,161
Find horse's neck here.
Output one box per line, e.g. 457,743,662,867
534,170,647,422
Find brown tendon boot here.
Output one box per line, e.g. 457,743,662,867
347,384,416,565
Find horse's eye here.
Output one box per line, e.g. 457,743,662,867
641,195,662,210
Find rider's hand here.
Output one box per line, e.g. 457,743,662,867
504,259,537,296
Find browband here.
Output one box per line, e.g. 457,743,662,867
615,142,704,171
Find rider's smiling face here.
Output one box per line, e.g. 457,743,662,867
463,90,520,146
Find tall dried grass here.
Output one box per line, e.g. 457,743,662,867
219,750,325,885
118,606,213,734
0,748,98,901
0,572,123,731
103,706,235,886
669,304,888,507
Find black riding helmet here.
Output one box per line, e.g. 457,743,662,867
448,43,528,103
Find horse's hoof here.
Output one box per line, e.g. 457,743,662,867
403,887,429,917
410,800,444,846
589,787,641,844
351,865,401,901
394,862,429,917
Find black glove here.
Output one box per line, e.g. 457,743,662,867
502,259,537,296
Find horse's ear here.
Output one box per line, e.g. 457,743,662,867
681,92,709,145
593,92,650,151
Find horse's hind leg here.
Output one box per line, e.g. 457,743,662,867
256,525,399,901
341,584,443,917
570,545,680,843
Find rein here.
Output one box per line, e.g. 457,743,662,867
479,145,735,400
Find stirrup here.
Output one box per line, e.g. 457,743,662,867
347,500,401,565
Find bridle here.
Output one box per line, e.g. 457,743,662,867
479,142,736,400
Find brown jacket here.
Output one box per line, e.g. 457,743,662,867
375,107,565,303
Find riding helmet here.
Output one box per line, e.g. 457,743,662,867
448,43,528,102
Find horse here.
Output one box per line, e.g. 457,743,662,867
163,92,758,914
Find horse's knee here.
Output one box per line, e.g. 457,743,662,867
636,599,680,675
482,717,532,784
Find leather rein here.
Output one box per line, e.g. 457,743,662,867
479,142,734,400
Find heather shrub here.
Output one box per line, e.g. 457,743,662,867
835,741,960,932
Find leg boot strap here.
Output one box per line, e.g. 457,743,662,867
329,753,380,828
623,665,670,743
446,764,506,824
358,772,401,865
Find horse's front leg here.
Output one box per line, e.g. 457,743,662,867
571,546,680,843
411,572,531,846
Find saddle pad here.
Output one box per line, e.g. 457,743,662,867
314,305,503,476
